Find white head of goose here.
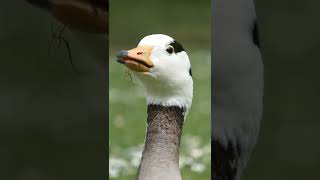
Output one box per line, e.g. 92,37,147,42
116,34,193,180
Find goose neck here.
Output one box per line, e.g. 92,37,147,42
136,104,185,180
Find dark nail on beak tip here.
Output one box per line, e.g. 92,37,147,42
116,50,128,59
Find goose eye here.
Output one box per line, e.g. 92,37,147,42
166,46,174,54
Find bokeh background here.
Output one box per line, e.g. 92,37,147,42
0,1,107,179
109,0,211,179
243,0,320,179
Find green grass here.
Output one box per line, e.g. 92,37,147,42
109,50,211,180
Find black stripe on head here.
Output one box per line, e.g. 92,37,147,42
212,139,241,180
169,40,185,53
252,21,260,47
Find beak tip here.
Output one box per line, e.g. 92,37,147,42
116,50,128,59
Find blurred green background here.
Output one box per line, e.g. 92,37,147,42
109,0,211,179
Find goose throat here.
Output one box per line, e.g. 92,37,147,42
136,105,185,180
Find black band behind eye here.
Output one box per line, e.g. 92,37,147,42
169,40,185,53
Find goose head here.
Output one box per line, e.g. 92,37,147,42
116,34,193,112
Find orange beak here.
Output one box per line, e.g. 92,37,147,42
116,46,154,72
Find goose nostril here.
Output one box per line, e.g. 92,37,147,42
137,52,143,55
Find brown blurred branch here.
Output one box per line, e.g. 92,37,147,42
26,0,108,34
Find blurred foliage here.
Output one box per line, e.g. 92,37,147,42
0,1,107,180
109,0,210,52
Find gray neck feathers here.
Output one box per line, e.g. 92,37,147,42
136,105,185,180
